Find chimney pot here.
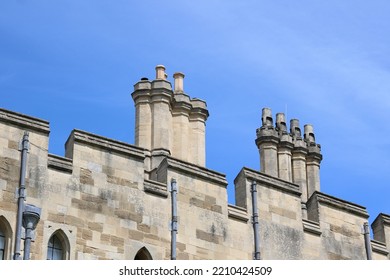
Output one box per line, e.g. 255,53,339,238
173,72,185,93
276,113,287,133
155,65,166,80
262,108,273,127
304,124,315,143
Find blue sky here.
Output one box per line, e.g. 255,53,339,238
1,1,389,225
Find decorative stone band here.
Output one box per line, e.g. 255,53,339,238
0,108,50,135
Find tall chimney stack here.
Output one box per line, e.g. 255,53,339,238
256,108,279,177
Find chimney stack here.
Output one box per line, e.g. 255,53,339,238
132,65,209,170
256,108,279,177
255,109,323,219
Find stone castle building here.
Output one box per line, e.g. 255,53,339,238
0,65,389,260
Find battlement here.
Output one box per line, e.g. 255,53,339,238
0,69,389,260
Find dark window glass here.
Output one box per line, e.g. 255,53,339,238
47,234,63,260
0,229,5,260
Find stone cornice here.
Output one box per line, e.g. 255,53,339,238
236,167,301,197
67,129,145,160
309,191,369,219
0,108,50,135
159,156,227,187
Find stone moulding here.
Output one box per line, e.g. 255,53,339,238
309,191,369,219
144,179,168,198
302,219,322,236
159,157,228,187
239,167,301,197
0,108,50,134
68,129,145,160
371,239,389,256
227,204,249,222
48,153,73,173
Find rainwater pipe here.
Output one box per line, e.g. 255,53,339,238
14,131,29,260
363,222,372,260
170,178,178,260
251,181,261,260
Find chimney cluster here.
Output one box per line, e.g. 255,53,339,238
131,65,209,169
256,108,322,204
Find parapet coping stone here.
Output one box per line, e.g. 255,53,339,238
227,204,248,222
67,129,145,160
144,179,168,198
0,108,50,134
159,157,228,187
310,191,369,219
371,239,389,256
48,153,73,173
236,167,301,197
302,219,322,236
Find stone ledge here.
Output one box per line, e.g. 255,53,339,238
48,154,73,173
227,204,248,222
67,129,145,160
0,108,50,134
159,157,228,187
309,191,369,219
236,167,301,197
144,179,168,198
302,219,322,236
371,240,389,256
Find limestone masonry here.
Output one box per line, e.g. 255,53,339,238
0,65,389,260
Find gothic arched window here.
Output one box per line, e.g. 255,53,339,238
47,230,70,260
134,247,153,260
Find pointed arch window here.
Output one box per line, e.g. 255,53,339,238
47,230,70,260
134,247,153,260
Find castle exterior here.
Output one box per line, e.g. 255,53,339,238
0,65,389,260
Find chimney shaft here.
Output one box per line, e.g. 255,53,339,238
173,72,185,93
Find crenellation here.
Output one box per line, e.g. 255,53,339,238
0,66,388,260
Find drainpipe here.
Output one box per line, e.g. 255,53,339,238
22,204,41,260
170,178,178,260
363,222,372,260
14,131,29,260
251,181,260,260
